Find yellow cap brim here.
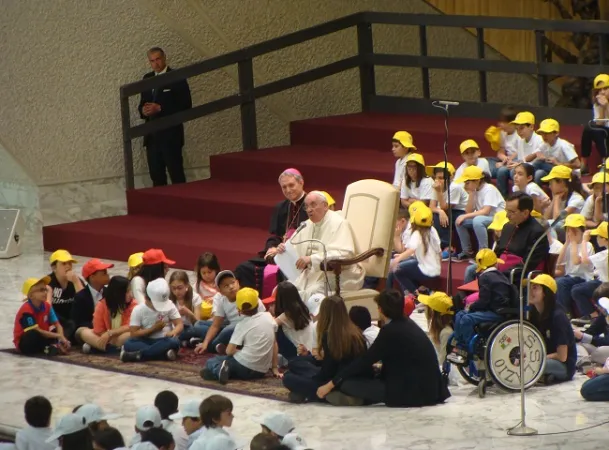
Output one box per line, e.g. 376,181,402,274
476,258,504,272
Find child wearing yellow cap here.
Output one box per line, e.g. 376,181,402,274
418,291,454,365
496,111,544,197
202,287,278,384
400,153,434,209
13,276,70,355
581,74,609,174
490,106,520,171
453,139,491,184
448,249,517,364
392,131,417,192
528,274,576,384
542,166,587,227
554,214,596,318
582,172,609,228
127,252,144,280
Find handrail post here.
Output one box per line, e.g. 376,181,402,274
419,25,430,99
120,94,135,190
357,21,376,112
476,27,487,103
238,58,258,150
534,30,549,107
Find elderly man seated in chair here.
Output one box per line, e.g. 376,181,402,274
276,191,365,301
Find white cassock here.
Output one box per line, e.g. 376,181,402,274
293,210,365,301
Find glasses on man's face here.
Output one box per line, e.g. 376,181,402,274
505,208,519,216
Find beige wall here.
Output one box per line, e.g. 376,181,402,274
0,0,548,188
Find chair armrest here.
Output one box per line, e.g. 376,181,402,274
321,248,385,272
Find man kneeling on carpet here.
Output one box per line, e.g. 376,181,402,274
201,287,280,384
121,278,183,362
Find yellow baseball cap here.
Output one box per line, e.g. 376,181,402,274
594,74,609,90
475,248,504,272
236,287,259,311
128,252,144,268
540,165,572,182
405,152,425,167
418,291,454,315
484,126,501,151
410,205,433,227
318,191,335,207
537,118,560,134
530,274,557,294
393,131,416,149
487,210,509,231
563,213,586,228
589,172,609,186
49,249,77,264
591,221,609,239
454,165,485,184
426,161,456,176
408,200,427,216
511,111,535,125
459,139,480,154
22,276,51,296
531,210,542,218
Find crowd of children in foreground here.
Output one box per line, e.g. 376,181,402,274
7,390,307,450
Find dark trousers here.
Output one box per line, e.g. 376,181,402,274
581,374,609,401
572,280,603,317
123,336,180,360
581,124,608,159
18,330,55,355
57,316,76,344
556,275,586,316
145,141,186,186
433,209,465,249
340,378,386,404
388,259,437,295
276,327,297,360
282,356,323,401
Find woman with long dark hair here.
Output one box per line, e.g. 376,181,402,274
273,281,314,359
130,249,175,304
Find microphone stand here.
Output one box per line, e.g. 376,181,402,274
432,101,457,295
290,236,330,297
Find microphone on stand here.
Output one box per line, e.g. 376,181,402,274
291,221,308,239
436,100,460,106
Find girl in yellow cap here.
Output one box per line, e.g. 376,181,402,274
582,172,609,228
418,291,454,365
512,163,550,214
581,73,609,175
542,166,587,228
528,274,576,384
400,153,434,209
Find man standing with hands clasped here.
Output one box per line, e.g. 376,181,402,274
138,47,192,187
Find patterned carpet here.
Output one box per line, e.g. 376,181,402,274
0,348,289,402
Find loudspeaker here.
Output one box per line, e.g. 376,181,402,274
0,209,24,259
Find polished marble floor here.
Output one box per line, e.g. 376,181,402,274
1,237,609,449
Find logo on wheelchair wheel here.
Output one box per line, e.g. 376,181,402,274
499,334,512,349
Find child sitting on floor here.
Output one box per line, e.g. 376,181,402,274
418,292,454,365
273,281,315,360
154,390,188,449
14,276,70,356
202,288,279,384
259,411,308,450
168,270,205,345
190,395,235,450
194,252,221,320
391,131,417,191
15,396,57,450
349,305,379,348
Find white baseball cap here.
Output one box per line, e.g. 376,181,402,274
78,403,121,424
169,399,201,420
306,293,325,317
260,411,295,437
146,278,173,312
130,444,159,450
135,405,162,431
46,413,88,442
282,432,309,449
598,297,609,314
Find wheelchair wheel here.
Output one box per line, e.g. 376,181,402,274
457,363,480,386
478,379,487,398
485,320,546,393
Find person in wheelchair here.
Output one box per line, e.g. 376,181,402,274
528,274,577,384
448,249,518,364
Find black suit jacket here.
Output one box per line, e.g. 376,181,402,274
137,67,192,148
71,287,99,331
495,215,548,274
333,317,451,407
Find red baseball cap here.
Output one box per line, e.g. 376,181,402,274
82,259,114,279
142,248,175,266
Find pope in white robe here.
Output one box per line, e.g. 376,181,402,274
277,191,365,301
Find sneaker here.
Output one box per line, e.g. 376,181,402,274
44,345,59,357
452,252,473,263
288,392,307,404
166,349,177,361
218,359,230,385
189,337,203,348
215,343,227,355
447,352,466,365
120,348,141,363
325,391,364,406
441,249,457,261
571,315,592,327
81,343,92,354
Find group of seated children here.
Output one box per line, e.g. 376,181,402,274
12,390,308,450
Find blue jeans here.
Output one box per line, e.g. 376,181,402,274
581,374,609,401
455,215,493,253
179,323,210,342
487,157,500,179
544,358,570,382
532,160,555,185
454,310,503,347
205,355,265,380
496,166,515,198
433,209,465,249
282,356,323,402
572,280,602,317
556,275,586,316
387,258,437,295
193,321,236,352
464,263,477,284
123,336,180,360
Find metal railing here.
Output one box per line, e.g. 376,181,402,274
120,11,609,189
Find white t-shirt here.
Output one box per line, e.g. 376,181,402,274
454,159,491,182
277,313,315,350
401,222,412,249
580,195,595,220
190,427,236,450
513,181,550,202
363,325,380,348
564,192,586,213
549,240,564,255
131,276,147,304
400,177,434,201
563,242,595,280
501,130,520,158
538,137,579,164
475,183,506,215
432,183,469,211
178,293,203,327
406,228,441,277
516,132,544,162
15,426,57,450
230,311,277,373
212,293,266,324
162,419,189,450
593,104,609,127
129,302,181,339
590,249,609,283
393,157,406,190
